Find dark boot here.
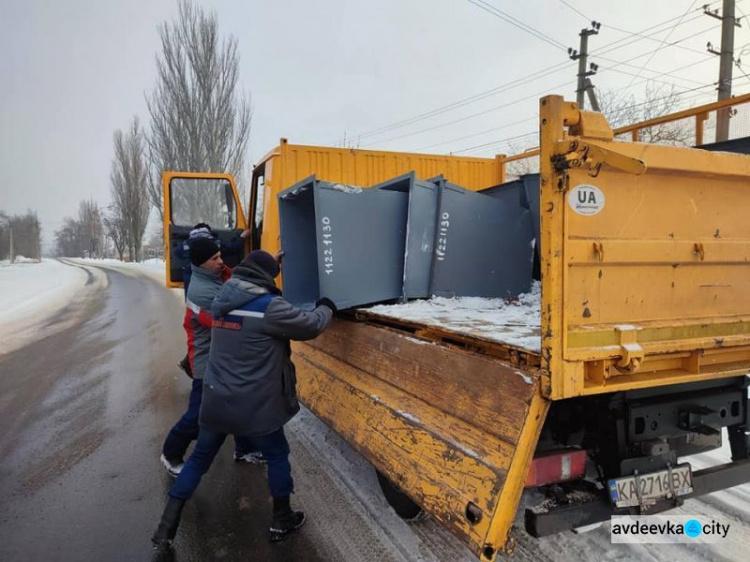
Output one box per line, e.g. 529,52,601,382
151,497,185,551
270,495,305,542
177,354,193,379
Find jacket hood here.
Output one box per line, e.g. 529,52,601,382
212,277,272,317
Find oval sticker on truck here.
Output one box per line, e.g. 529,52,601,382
568,184,605,216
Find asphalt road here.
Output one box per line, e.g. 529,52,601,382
1,260,748,562
0,261,473,562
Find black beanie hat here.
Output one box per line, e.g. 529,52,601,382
242,250,280,278
190,237,220,266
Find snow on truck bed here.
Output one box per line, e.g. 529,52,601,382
362,281,542,353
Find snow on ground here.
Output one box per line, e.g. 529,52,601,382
73,258,183,303
0,259,88,355
364,281,542,352
76,257,167,281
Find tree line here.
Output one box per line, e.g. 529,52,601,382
0,210,42,262
55,0,250,261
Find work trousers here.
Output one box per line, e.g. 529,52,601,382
162,378,253,460
168,426,293,501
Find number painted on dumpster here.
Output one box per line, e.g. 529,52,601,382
321,216,334,274
435,212,450,261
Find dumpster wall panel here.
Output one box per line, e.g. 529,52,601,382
431,179,534,298
279,176,408,310
277,178,321,307
315,185,408,309
376,172,440,299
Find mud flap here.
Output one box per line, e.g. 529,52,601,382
293,319,549,560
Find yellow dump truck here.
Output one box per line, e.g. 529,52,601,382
162,94,750,560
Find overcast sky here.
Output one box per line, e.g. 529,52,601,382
2,0,747,247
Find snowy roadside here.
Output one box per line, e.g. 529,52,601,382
0,259,88,355
72,258,183,304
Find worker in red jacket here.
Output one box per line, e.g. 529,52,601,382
160,238,261,477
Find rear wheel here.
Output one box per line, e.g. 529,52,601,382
375,470,425,521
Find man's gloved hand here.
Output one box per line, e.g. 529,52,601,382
315,297,337,313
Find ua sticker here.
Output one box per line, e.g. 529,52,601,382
569,184,605,216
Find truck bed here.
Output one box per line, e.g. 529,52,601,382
355,282,542,358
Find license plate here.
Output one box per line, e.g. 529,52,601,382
608,464,693,508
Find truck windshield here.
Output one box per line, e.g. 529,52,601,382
169,177,237,229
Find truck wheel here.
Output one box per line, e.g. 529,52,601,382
376,470,426,521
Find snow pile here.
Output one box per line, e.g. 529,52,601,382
0,259,87,354
0,260,86,325
4,255,40,264
365,281,541,352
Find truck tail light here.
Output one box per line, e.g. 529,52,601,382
525,449,587,488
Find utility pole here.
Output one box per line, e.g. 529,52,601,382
9,225,14,264
569,22,601,109
585,78,601,112
706,0,740,141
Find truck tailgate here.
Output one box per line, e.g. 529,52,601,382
293,319,548,559
540,96,750,399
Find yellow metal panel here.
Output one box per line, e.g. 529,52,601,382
253,142,502,257
293,320,547,559
540,96,750,398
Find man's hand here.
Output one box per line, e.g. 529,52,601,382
315,297,337,313
239,229,252,239
273,249,285,265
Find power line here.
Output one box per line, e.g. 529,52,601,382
410,116,537,152
334,2,729,148
368,50,715,151
450,131,539,155
466,80,750,158
362,79,575,148
330,61,575,145
593,8,709,56
457,79,728,157
624,1,699,88
595,25,723,84
464,0,568,51
557,0,591,22
362,25,711,147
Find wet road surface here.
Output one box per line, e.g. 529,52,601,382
2,260,747,562
0,262,473,562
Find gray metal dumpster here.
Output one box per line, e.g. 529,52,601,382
481,173,540,279
430,177,534,298
376,172,439,299
278,175,408,310
480,173,540,243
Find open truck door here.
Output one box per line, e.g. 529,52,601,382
162,172,248,288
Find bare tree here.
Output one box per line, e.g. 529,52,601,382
146,0,252,218
503,140,540,181
103,211,127,261
597,84,693,146
77,199,105,258
111,118,151,261
55,216,83,258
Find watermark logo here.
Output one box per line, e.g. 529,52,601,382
684,519,702,538
611,515,730,544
